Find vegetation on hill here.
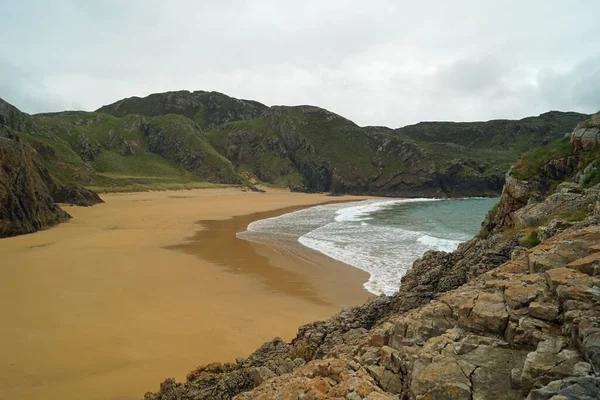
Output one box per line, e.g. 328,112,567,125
0,91,589,196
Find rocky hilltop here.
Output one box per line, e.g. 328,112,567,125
144,113,600,399
0,98,103,238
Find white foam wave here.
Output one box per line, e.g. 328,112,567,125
417,235,462,253
333,198,440,222
298,224,426,295
238,198,484,296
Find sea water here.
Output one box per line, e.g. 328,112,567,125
237,198,498,295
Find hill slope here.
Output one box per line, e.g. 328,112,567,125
24,110,239,192
95,91,587,196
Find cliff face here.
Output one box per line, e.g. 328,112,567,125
0,98,104,238
144,114,600,399
0,99,71,237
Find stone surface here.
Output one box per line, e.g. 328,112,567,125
53,184,104,207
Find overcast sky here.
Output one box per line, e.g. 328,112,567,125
1,0,599,128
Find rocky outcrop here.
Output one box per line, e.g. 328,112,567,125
393,233,520,312
513,182,599,228
0,98,106,237
571,114,600,151
52,184,104,206
0,112,71,237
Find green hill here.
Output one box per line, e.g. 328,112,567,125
23,110,238,193
2,91,589,196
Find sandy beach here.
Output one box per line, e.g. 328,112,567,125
0,188,371,400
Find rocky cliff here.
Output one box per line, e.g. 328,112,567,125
0,99,71,237
0,98,103,238
144,113,600,399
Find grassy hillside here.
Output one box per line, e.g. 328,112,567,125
1,90,589,196
22,111,238,192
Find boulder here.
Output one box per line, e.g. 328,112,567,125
53,184,104,207
459,292,508,334
571,127,600,151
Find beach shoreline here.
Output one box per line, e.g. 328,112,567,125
0,188,371,400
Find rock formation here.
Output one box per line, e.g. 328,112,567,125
52,184,104,207
0,99,71,237
0,97,103,237
144,114,600,399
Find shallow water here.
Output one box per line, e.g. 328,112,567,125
238,197,498,295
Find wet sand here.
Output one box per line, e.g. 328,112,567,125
0,188,371,400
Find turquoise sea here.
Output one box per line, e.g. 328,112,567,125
238,197,498,295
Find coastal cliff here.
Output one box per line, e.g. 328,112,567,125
0,98,102,238
144,113,600,399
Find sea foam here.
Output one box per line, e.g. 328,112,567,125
238,198,494,296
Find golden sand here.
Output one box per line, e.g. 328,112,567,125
0,188,371,400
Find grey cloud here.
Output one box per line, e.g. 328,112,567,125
0,0,599,125
0,61,73,113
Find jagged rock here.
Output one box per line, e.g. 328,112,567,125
573,318,600,371
410,356,472,399
566,252,600,276
521,337,591,394
145,338,295,400
571,127,600,151
528,302,559,322
538,219,576,242
394,234,519,314
527,376,600,400
555,182,582,194
0,110,71,237
234,359,397,400
459,292,509,334
514,186,599,228
78,134,102,161
291,296,396,361
53,184,104,206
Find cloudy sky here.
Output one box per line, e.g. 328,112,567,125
1,0,599,127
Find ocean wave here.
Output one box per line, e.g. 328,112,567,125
333,198,440,222
238,197,493,296
298,223,426,295
416,234,462,252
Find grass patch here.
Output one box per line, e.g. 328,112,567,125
583,166,600,188
559,206,590,222
522,230,541,248
87,181,233,194
511,137,573,180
